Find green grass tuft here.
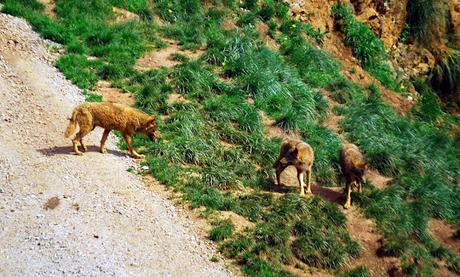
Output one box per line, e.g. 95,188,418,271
210,219,235,241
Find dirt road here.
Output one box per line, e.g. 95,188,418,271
0,12,230,276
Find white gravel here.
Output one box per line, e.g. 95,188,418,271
0,11,230,277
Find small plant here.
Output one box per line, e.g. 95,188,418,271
237,11,258,27
169,52,190,63
210,219,235,241
339,266,371,277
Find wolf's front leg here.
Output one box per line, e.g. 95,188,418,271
298,171,306,196
343,181,352,209
123,134,145,159
72,139,82,155
100,129,111,154
305,169,312,194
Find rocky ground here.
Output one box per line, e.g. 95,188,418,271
0,11,230,277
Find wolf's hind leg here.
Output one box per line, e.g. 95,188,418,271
100,129,111,154
275,164,287,186
72,127,91,156
80,139,87,152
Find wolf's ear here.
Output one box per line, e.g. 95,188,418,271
147,116,156,124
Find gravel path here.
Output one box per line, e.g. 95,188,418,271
0,11,230,277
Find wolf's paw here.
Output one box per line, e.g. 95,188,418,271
100,148,107,154
133,154,145,159
343,202,351,209
81,146,87,152
74,151,83,156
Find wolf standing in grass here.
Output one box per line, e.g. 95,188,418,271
64,102,158,159
273,139,314,196
340,143,367,209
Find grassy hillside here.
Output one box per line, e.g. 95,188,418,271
3,0,460,276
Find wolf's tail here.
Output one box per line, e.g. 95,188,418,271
64,109,79,138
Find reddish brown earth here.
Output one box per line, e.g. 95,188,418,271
94,80,136,106
429,219,460,257
135,39,204,70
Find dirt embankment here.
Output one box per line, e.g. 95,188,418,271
0,11,231,276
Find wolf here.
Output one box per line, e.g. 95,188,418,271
273,139,315,196
339,143,367,209
64,102,158,159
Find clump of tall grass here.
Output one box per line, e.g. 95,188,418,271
406,0,441,46
431,51,460,102
279,23,340,88
210,219,235,241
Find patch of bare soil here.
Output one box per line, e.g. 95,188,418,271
344,207,399,276
135,39,204,70
94,80,136,106
220,211,254,233
325,113,344,135
260,111,301,141
428,219,460,256
37,0,56,18
450,0,460,49
223,18,237,31
352,0,408,48
365,169,392,189
434,266,459,277
112,6,139,23
43,196,60,210
256,22,279,51
324,34,413,115
166,92,189,105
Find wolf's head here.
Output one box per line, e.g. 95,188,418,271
141,116,159,141
351,163,367,183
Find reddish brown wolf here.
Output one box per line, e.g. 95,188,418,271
339,143,367,209
273,139,315,196
64,102,158,159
